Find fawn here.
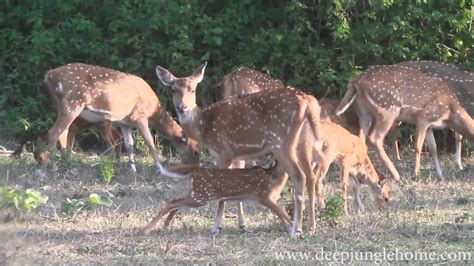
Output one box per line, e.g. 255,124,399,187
314,121,392,215
143,160,291,235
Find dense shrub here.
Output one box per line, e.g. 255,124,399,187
0,0,472,145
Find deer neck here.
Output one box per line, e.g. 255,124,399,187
177,107,206,143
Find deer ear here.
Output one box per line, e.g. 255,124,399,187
192,62,207,83
155,66,176,86
378,179,386,187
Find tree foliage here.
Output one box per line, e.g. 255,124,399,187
0,0,472,142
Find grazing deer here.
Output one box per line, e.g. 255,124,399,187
312,121,392,215
335,62,474,181
143,160,291,235
29,118,122,167
394,61,474,177
156,62,323,236
40,63,199,172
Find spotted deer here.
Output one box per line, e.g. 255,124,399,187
31,118,122,166
156,62,323,236
311,121,392,215
40,63,199,172
222,67,285,99
335,62,474,180
394,61,474,178
144,160,291,235
222,67,286,169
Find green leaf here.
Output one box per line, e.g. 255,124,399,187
89,193,101,205
89,193,113,207
26,189,49,204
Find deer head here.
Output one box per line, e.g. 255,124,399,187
156,62,207,119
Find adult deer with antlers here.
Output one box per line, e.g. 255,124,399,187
335,61,474,180
40,63,199,172
156,62,323,236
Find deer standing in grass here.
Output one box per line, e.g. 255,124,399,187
393,61,474,178
311,121,392,215
40,63,199,172
156,62,323,236
143,160,291,235
335,61,474,181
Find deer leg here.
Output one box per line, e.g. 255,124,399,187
230,160,247,230
351,178,364,213
136,120,162,172
454,132,463,170
163,209,178,229
283,156,306,236
58,129,69,151
355,105,373,145
212,200,225,234
367,116,401,181
341,168,350,216
258,198,292,232
388,124,401,161
425,128,444,180
211,159,246,233
314,161,331,210
98,122,122,161
301,158,316,235
120,127,136,172
45,109,83,170
144,197,202,235
414,122,430,178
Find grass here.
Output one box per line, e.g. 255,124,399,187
0,148,472,264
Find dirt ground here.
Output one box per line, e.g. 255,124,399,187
0,149,472,264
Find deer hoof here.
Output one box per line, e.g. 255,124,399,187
211,226,222,235
239,225,252,234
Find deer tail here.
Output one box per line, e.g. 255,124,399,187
335,82,357,116
305,95,323,143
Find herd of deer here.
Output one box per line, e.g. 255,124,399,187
17,60,472,237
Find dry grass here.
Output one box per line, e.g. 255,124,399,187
0,149,472,264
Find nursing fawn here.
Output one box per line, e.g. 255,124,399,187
143,160,291,235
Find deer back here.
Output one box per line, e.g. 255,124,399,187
197,87,311,157
354,65,470,124
394,60,474,115
45,63,161,123
222,67,285,99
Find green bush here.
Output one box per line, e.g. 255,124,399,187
99,158,115,184
0,0,471,145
